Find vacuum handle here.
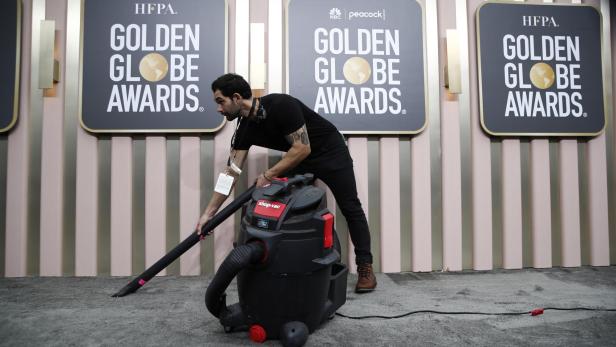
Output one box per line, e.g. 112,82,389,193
264,173,314,197
111,185,256,297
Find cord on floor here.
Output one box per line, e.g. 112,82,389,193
335,307,616,320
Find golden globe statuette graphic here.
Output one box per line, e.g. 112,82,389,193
529,62,555,90
343,57,371,85
139,53,169,82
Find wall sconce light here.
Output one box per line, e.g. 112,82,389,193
445,29,461,94
39,19,58,89
250,22,266,93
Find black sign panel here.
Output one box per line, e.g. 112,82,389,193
288,0,426,134
477,2,604,136
0,0,20,133
81,0,226,133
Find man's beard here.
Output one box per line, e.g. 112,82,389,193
225,109,241,121
225,104,242,121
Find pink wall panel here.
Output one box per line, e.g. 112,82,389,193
5,0,33,277
530,139,552,268
74,127,98,276
179,137,201,275
347,137,369,273
441,100,463,271
411,132,432,272
213,124,235,271
40,96,64,276
145,137,167,275
559,139,582,267
468,0,493,271
380,138,401,272
586,134,610,266
39,0,66,276
501,140,523,269
110,137,132,276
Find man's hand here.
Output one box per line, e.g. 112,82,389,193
195,213,213,235
259,125,310,184
256,172,273,188
196,149,248,236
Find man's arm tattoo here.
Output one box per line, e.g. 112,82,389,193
285,125,310,146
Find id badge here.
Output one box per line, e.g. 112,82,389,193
214,173,234,196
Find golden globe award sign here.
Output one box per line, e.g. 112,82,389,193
287,0,427,134
477,2,605,136
0,0,20,133
80,0,226,133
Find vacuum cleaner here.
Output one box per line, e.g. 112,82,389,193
113,174,348,347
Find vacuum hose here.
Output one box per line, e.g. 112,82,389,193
205,242,265,318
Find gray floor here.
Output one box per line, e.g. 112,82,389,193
1,267,615,346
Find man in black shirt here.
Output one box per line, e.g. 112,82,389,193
197,73,376,293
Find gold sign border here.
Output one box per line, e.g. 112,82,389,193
0,0,22,134
78,0,228,134
476,0,607,137
285,0,429,135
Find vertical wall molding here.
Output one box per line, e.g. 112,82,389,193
560,140,582,267
212,0,247,270
530,139,552,268
179,137,201,275
585,0,612,266
348,137,369,273
268,0,283,93
379,138,400,272
110,137,132,276
63,0,78,276
456,0,474,270
501,140,523,269
199,137,215,274
438,0,462,272
39,0,67,276
606,0,616,264
411,132,432,272
74,127,98,276
144,137,167,275
5,0,33,277
165,138,180,275
26,0,46,276
426,0,444,272
467,0,493,271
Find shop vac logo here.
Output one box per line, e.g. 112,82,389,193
257,201,283,209
254,200,286,220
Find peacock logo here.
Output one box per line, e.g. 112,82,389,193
329,8,342,20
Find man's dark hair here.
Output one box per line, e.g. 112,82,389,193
211,73,252,99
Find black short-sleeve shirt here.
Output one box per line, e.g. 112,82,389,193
232,94,352,172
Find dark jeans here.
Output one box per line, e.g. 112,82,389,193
288,164,373,265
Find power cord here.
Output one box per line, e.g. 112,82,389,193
335,307,616,320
